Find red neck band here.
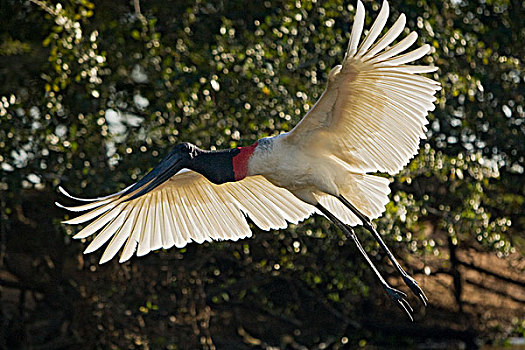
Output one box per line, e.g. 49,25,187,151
232,142,258,181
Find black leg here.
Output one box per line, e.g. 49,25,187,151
316,204,414,321
337,196,428,306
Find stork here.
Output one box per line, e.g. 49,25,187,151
58,0,441,320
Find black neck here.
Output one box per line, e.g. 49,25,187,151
190,148,241,184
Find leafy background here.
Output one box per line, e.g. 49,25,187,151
0,0,523,348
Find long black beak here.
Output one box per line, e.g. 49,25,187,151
121,150,184,202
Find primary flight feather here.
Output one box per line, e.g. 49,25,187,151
59,0,441,319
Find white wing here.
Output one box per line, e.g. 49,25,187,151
58,170,315,263
287,0,441,175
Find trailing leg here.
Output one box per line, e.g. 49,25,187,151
316,204,414,320
338,195,428,306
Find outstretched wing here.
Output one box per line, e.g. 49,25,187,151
287,0,441,175
58,170,315,263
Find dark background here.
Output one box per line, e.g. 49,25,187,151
0,0,524,348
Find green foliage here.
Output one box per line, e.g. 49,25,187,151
0,0,523,348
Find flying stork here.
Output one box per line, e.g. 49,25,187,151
58,0,441,319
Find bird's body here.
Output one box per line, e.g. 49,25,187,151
247,134,388,219
249,135,330,196
58,0,441,319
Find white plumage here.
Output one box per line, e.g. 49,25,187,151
59,172,314,263
59,0,440,267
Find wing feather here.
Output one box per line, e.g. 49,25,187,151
100,200,143,263
72,204,121,239
356,0,389,57
55,197,115,212
347,0,365,57
84,204,130,254
59,171,314,263
158,190,176,249
180,185,209,243
120,197,146,262
211,184,252,238
137,195,154,256
238,181,289,229
382,44,430,66
198,182,231,239
151,191,164,251
195,183,223,240
287,0,440,175
168,187,192,243
369,32,418,63
58,185,127,202
364,14,405,59
380,65,438,74
63,197,123,225
159,190,177,248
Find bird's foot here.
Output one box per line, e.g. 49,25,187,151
402,274,428,307
384,285,414,321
